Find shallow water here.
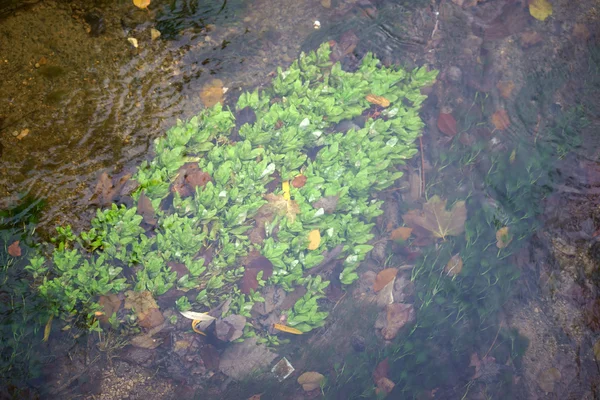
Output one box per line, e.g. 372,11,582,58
1,0,600,399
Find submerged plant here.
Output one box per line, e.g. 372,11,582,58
25,43,438,337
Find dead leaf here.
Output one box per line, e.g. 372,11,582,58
496,226,512,248
470,352,498,380
529,0,552,21
308,230,321,250
247,395,263,400
366,94,390,108
8,241,21,257
150,28,161,41
491,109,510,130
192,320,207,336
402,196,467,240
124,291,164,329
16,129,29,140
390,227,412,241
133,0,150,9
381,303,415,340
520,31,543,47
239,253,273,295
171,163,211,198
291,175,307,188
297,371,325,391
372,358,390,384
573,23,590,40
537,367,561,393
219,337,278,379
594,339,600,361
273,323,303,335
216,315,246,342
312,195,339,214
445,254,463,276
92,172,132,207
130,334,162,349
437,113,457,136
373,268,398,292
98,294,121,325
179,310,216,321
200,79,225,108
43,315,53,342
137,192,157,225
282,181,291,201
263,193,300,223
496,81,515,99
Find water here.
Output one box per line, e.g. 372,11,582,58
1,0,600,398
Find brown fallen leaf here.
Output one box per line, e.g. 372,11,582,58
496,81,515,99
291,175,307,188
402,196,467,240
200,79,225,108
239,252,273,295
573,23,590,40
262,193,300,223
312,195,339,214
375,377,396,395
537,367,561,393
92,172,132,207
124,291,164,329
373,268,398,292
390,227,412,241
307,230,321,250
437,113,457,137
491,109,510,130
372,358,390,384
445,253,463,276
137,191,157,225
381,303,415,340
133,0,150,9
8,241,21,257
297,371,325,391
247,395,263,400
520,31,543,48
496,226,512,249
215,315,246,342
366,94,390,108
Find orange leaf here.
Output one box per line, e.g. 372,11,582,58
8,241,21,257
373,268,398,292
437,113,457,136
390,227,412,241
307,230,321,250
496,81,515,99
273,323,303,334
496,226,512,249
200,79,224,108
292,175,307,188
133,0,150,9
366,94,390,108
491,109,510,130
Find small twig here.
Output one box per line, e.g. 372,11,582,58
419,136,425,197
332,292,347,311
483,323,503,359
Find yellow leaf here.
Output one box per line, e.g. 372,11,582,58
273,323,303,334
192,320,207,336
496,227,512,249
308,230,321,250
445,254,463,276
366,94,391,108
529,0,552,21
43,315,53,342
133,0,150,9
282,181,291,201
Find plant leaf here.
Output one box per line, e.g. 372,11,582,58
307,230,321,250
402,196,467,240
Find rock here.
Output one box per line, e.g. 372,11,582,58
380,303,415,340
371,241,387,263
215,314,246,342
351,334,366,352
219,337,278,380
297,371,325,391
446,66,462,83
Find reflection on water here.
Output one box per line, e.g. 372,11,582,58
1,0,600,398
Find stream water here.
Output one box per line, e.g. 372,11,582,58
1,0,600,399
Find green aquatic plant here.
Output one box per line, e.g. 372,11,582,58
25,42,438,336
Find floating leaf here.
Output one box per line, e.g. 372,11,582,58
366,94,390,108
437,113,457,136
282,180,291,201
273,323,303,335
307,230,321,250
491,109,510,130
373,268,398,292
529,0,552,21
16,128,30,140
192,320,207,336
297,371,325,391
8,241,21,257
496,81,515,99
291,175,307,188
390,227,412,241
180,310,216,321
263,193,300,223
200,79,225,108
402,196,467,240
496,226,512,248
150,28,161,41
445,254,463,276
133,0,150,9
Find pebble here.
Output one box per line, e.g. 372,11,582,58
447,66,462,82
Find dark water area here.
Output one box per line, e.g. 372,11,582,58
1,0,600,399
